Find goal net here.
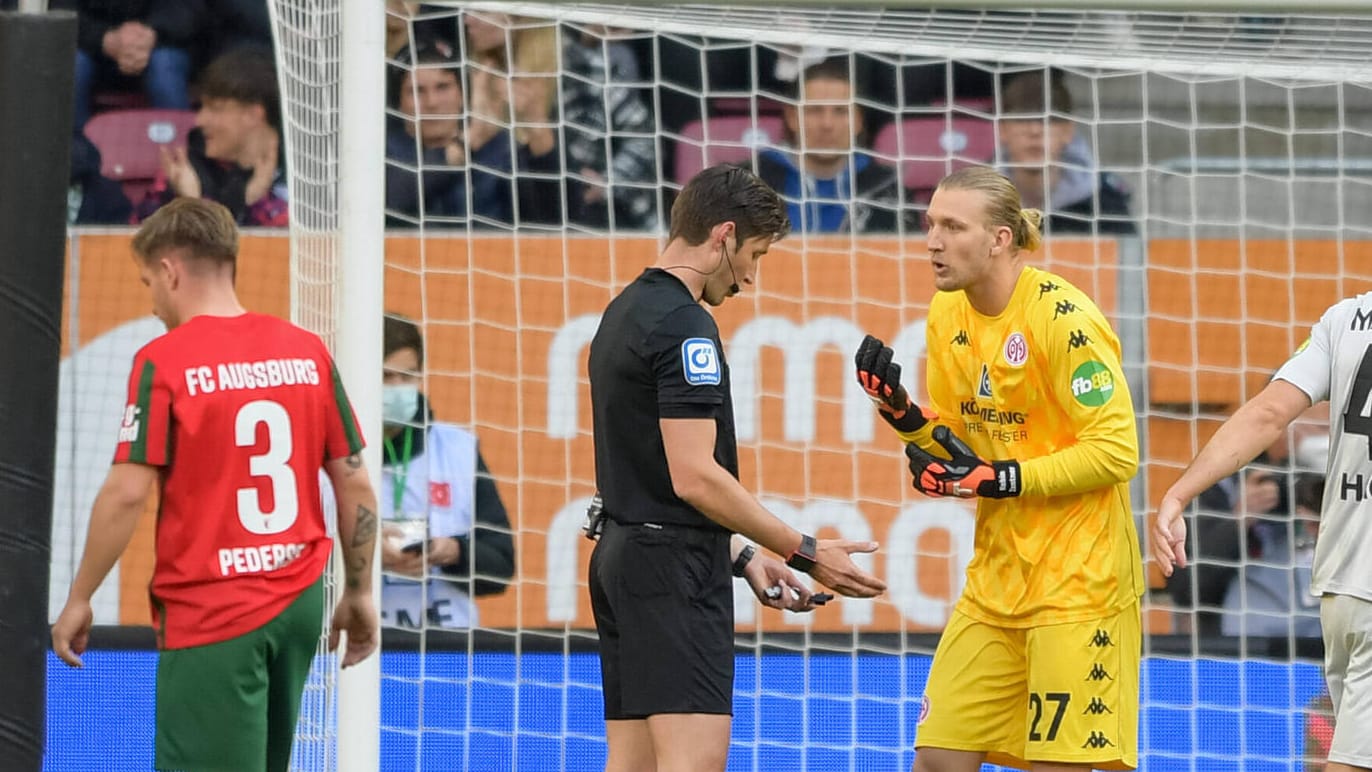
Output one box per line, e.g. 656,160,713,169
261,2,1372,769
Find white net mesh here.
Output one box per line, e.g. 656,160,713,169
270,1,345,768
266,2,1370,769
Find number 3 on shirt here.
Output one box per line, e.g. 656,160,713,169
235,399,299,534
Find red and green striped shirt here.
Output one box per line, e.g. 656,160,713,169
114,312,364,649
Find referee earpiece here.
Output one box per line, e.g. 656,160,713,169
720,234,740,296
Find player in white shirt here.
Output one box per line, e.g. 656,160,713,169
1154,291,1372,772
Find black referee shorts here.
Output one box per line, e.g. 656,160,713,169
588,519,735,720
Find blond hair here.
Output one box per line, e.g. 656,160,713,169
937,166,1043,253
131,198,239,267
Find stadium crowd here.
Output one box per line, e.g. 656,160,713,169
51,1,1141,236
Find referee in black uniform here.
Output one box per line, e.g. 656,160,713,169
587,164,888,772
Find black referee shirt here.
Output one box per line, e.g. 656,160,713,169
588,268,738,530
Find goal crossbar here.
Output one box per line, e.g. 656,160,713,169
466,3,1372,82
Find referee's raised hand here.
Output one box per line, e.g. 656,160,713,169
810,539,886,598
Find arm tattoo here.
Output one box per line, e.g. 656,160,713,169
346,504,376,590
344,453,363,471
352,504,377,548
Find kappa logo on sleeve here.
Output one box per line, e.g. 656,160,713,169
682,338,722,385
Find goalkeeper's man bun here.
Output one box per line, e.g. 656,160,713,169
1017,208,1044,253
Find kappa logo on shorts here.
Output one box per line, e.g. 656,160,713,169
917,695,930,724
1082,731,1114,749
1083,697,1113,715
1085,664,1114,682
1088,628,1115,647
681,338,721,386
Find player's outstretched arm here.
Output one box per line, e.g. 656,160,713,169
323,452,380,668
662,418,887,598
52,462,158,667
1152,379,1312,577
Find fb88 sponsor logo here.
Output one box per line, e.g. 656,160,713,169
1070,361,1115,406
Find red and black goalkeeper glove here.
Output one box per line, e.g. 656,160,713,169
905,425,1021,499
854,334,936,434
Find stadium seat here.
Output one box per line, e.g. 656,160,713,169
872,115,996,195
83,109,197,201
674,114,787,184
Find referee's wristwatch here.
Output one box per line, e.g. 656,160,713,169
731,544,756,578
785,534,819,574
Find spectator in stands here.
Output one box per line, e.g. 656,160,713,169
59,0,198,131
69,132,132,225
460,10,568,228
756,57,904,233
196,0,274,68
385,38,563,228
135,46,287,227
997,69,1135,235
1165,399,1328,638
378,315,514,629
1219,470,1323,638
559,23,661,230
386,0,459,60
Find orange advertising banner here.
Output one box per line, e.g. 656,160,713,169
50,232,1366,634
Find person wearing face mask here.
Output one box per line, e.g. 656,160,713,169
378,314,514,629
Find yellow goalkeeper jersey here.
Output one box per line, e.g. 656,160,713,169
910,265,1145,627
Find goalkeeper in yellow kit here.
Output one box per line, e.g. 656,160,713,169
857,166,1145,772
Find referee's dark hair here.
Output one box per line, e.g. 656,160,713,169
668,164,790,247
384,314,425,369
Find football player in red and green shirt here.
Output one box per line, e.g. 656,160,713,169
51,197,380,772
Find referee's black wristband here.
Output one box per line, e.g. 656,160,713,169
785,534,819,574
731,544,756,577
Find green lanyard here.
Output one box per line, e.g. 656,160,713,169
383,427,414,514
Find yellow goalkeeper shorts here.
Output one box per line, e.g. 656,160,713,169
914,602,1140,771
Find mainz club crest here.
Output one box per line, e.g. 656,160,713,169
1003,332,1028,366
